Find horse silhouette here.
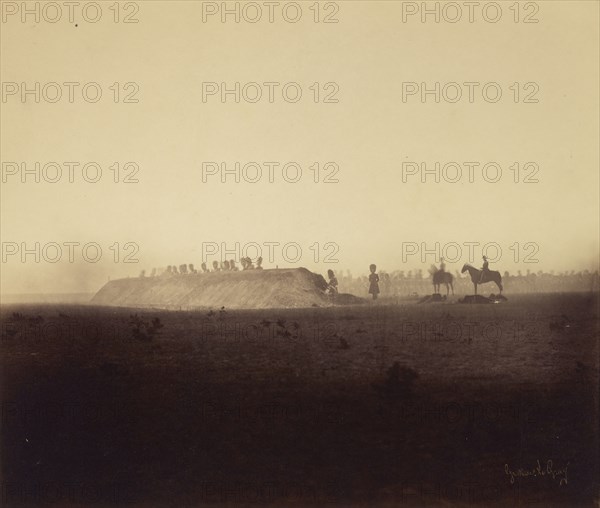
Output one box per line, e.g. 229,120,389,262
431,267,454,295
461,264,503,295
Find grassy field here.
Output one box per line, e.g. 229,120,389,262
1,293,598,507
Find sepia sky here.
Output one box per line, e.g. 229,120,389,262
1,0,599,294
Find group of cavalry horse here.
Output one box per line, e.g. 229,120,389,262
432,264,504,296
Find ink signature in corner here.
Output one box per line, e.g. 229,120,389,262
504,459,569,486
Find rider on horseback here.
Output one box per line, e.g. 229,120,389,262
479,256,489,283
439,257,446,273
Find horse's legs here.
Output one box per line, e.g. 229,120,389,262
450,282,454,295
473,283,477,295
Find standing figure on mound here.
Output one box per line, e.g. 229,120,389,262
368,264,380,300
230,259,239,271
479,256,489,283
255,257,264,269
200,262,209,273
244,257,255,270
223,260,231,271
327,269,338,298
212,260,220,272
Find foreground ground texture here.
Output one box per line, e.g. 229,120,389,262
1,293,598,507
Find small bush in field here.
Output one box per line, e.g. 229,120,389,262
373,361,419,400
129,315,164,341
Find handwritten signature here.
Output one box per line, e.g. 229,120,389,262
504,459,569,486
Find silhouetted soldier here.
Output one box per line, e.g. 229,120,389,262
201,262,209,273
327,269,338,296
189,264,196,274
369,264,380,300
256,257,263,269
230,259,238,271
223,260,231,271
212,261,220,272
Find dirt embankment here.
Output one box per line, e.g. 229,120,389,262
92,268,361,309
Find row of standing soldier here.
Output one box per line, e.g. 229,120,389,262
140,257,264,277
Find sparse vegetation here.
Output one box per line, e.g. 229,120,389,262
375,361,419,399
129,314,164,341
1,294,597,507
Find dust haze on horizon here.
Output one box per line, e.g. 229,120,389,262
1,1,598,295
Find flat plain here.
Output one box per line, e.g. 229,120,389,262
1,293,598,507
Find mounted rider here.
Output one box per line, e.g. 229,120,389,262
439,257,446,273
479,256,490,283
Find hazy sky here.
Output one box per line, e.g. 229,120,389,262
1,0,599,294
